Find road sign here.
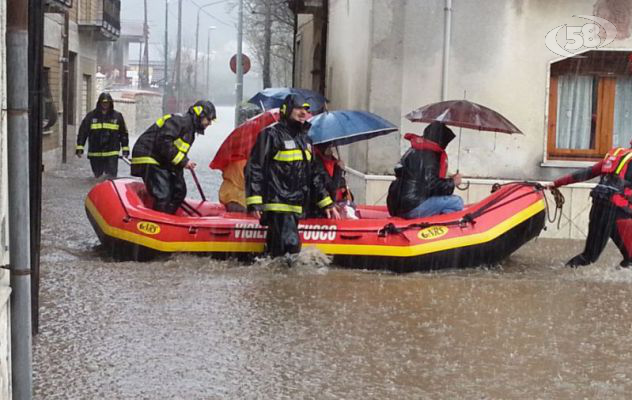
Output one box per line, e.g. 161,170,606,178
230,54,251,74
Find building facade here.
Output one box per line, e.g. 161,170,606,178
293,0,632,239
43,0,120,169
0,0,11,397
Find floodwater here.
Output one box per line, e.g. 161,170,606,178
33,107,632,399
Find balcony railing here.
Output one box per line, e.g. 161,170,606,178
78,0,121,40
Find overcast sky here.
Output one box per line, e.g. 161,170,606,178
121,0,261,104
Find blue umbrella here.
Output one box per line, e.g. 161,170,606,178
308,110,398,146
247,87,327,112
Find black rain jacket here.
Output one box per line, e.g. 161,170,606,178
245,119,333,215
387,122,456,216
76,92,129,158
130,113,197,177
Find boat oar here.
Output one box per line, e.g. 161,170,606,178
189,168,207,202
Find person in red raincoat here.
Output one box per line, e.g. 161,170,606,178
549,142,632,268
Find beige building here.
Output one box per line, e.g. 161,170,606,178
293,0,632,239
43,0,120,169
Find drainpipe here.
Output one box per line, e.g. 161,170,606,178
7,0,34,398
61,10,69,163
441,0,452,101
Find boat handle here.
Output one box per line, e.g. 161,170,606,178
340,233,363,240
209,229,231,237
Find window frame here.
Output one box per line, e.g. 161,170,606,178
547,74,616,161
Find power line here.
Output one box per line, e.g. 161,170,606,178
187,0,236,27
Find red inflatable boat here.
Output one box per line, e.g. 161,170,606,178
85,178,546,272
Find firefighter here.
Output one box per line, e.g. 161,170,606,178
76,92,129,178
245,93,340,258
130,100,216,214
549,143,632,268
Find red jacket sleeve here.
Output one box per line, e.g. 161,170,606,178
553,161,603,187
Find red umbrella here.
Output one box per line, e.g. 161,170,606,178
405,100,522,134
209,109,280,171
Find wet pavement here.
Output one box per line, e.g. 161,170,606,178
33,107,632,399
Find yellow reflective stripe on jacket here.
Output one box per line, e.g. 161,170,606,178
90,123,120,130
121,146,130,151
171,151,185,165
246,195,263,205
615,152,632,174
102,123,119,130
76,145,84,150
156,114,172,128
263,203,303,213
173,138,190,153
87,151,120,157
131,156,160,165
272,149,312,162
317,196,333,208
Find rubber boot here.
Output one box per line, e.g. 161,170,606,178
566,254,591,268
619,259,632,269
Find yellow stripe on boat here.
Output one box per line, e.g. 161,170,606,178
85,196,545,256
85,198,264,253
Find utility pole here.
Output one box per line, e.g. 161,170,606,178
142,0,149,88
194,1,224,93
263,0,272,89
235,0,244,127
175,0,183,110
206,26,215,97
163,0,169,113
7,0,34,398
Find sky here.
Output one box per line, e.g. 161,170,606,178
121,0,262,105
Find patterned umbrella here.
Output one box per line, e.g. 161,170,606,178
248,87,327,113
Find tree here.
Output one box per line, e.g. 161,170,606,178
234,0,294,88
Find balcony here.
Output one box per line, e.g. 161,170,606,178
78,0,121,41
45,0,73,12
288,0,324,14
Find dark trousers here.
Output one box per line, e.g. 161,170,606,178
142,165,187,214
262,212,301,258
89,156,118,178
579,198,631,263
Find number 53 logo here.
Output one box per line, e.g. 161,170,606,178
545,15,617,58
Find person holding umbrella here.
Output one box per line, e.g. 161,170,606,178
387,121,463,218
245,93,339,259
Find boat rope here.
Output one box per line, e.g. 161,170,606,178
377,181,555,237
114,181,560,236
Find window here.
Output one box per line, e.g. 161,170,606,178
42,68,57,134
548,51,632,160
68,52,77,123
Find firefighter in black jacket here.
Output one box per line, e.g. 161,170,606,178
131,100,216,214
76,92,129,178
245,94,340,258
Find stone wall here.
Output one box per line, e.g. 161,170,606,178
109,90,163,137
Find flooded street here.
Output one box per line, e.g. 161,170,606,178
32,108,632,399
